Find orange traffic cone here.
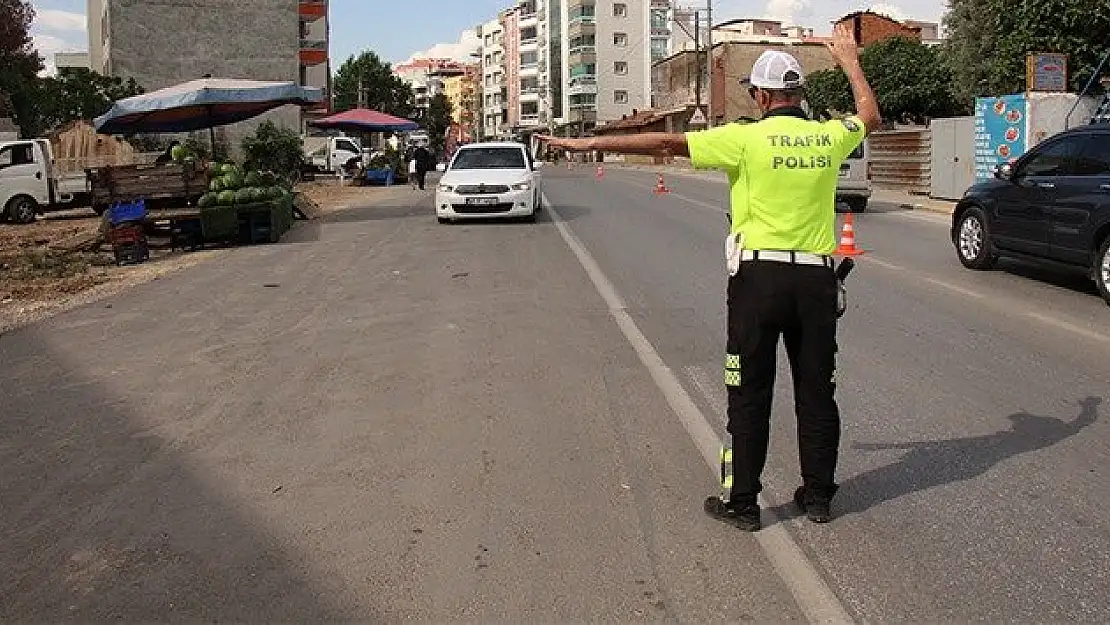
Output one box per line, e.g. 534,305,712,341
595,164,605,180
835,213,865,256
653,173,671,194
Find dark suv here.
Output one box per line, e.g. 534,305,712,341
951,123,1110,305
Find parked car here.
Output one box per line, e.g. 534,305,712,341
836,140,871,212
951,123,1110,305
435,142,542,223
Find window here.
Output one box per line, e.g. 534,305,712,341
520,51,538,66
1073,134,1110,176
613,3,627,17
451,147,527,170
1019,137,1077,177
614,61,628,75
650,38,669,60
614,90,629,104
0,143,33,169
335,139,360,154
614,33,628,47
651,9,668,29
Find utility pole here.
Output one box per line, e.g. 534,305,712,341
693,8,701,127
705,0,713,127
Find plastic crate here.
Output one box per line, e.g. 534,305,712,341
107,199,147,225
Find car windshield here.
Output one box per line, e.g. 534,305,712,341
452,147,527,170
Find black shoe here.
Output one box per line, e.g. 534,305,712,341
794,487,833,524
704,496,762,532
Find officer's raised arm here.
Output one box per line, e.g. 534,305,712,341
535,133,689,158
826,23,881,135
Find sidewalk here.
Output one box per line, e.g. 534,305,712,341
871,187,957,216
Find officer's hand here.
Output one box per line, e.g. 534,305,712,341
826,23,861,68
536,134,591,152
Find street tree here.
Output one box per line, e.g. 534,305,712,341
36,68,145,133
944,0,1110,106
0,0,43,135
424,93,453,154
805,36,964,124
332,51,414,118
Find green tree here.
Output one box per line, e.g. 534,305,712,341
332,50,414,117
241,120,304,186
36,68,145,132
804,37,964,124
944,0,1110,107
423,93,453,154
0,0,43,136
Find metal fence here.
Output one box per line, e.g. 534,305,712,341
868,127,931,194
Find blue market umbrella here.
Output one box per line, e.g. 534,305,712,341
94,78,324,140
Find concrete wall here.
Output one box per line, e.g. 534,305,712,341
105,0,301,155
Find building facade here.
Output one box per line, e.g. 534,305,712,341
476,16,507,139
560,0,673,133
54,52,91,71
86,0,329,133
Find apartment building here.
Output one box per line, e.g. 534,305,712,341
86,0,330,131
476,16,507,139
561,0,673,132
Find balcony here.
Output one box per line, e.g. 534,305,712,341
566,82,597,96
299,39,327,65
520,88,541,101
299,0,327,21
568,45,596,65
520,63,540,76
519,114,541,127
568,108,597,124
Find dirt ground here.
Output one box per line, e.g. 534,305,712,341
0,180,409,334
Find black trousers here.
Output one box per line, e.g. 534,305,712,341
725,259,841,506
415,170,428,190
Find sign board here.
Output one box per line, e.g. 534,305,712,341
1026,53,1068,92
688,107,707,126
974,94,1028,181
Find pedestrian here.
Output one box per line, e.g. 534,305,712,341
408,153,419,190
413,144,432,190
536,24,880,530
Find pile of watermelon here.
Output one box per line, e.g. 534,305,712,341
197,163,289,208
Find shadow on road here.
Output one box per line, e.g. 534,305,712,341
0,325,355,620
836,397,1101,517
996,258,1101,298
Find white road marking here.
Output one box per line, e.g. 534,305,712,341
545,193,855,625
861,256,904,271
924,277,986,299
683,365,727,419
1025,311,1110,344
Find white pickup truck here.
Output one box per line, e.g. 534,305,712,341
1,139,90,223
303,135,365,175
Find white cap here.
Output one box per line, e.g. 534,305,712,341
745,50,805,90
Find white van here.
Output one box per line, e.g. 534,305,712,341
836,140,871,212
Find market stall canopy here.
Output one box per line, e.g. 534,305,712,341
94,78,324,135
308,108,420,133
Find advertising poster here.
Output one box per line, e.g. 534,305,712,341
974,94,1028,181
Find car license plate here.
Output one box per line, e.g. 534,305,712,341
839,166,850,177
465,197,499,205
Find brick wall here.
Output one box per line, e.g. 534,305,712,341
834,12,921,47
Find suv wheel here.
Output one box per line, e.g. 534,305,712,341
1096,236,1110,307
956,207,997,270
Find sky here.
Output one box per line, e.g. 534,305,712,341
29,0,946,74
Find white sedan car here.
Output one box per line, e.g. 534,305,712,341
435,142,543,223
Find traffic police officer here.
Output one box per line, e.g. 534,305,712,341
536,24,880,531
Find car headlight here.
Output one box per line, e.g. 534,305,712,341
438,184,454,192
511,181,532,191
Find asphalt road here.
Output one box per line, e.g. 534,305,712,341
2,166,1108,622
545,165,1110,622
